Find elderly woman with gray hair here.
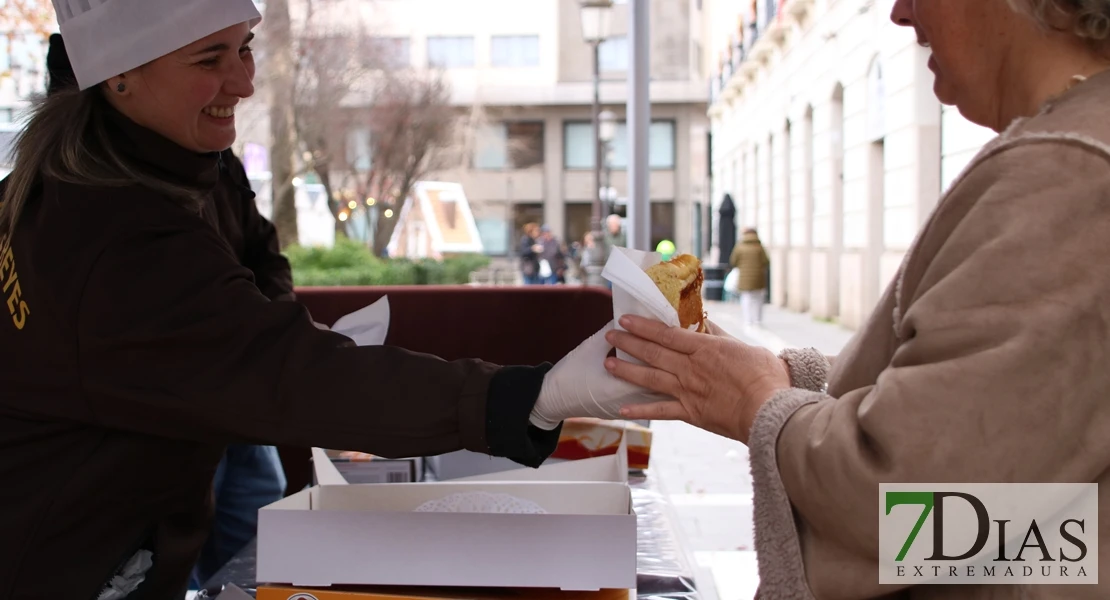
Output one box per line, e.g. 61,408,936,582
605,0,1110,598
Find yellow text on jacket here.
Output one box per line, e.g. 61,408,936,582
0,244,30,330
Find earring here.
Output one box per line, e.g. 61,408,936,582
116,82,126,93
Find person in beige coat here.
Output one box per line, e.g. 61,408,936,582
603,0,1110,598
730,228,772,325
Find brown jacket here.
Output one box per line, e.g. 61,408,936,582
729,230,770,292
749,70,1110,599
0,104,557,600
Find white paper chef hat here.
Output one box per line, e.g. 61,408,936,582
52,0,263,91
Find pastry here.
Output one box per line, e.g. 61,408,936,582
644,254,708,332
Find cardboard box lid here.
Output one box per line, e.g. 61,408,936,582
312,436,628,487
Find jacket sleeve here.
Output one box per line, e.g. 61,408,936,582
224,152,296,303
746,142,1110,599
75,222,559,466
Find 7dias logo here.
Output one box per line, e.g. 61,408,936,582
879,484,1098,584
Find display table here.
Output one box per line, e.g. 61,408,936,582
198,473,700,600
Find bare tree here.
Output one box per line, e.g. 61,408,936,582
337,70,460,256
0,0,54,39
264,0,300,249
291,1,373,238
1,0,53,91
280,0,463,254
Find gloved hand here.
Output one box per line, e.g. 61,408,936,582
530,320,670,430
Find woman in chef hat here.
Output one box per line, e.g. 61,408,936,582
0,1,654,598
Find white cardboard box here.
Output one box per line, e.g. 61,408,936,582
257,443,637,592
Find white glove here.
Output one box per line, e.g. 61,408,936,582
530,320,669,430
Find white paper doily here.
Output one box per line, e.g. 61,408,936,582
413,491,548,514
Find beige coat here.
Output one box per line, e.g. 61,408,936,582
730,230,771,291
751,70,1110,600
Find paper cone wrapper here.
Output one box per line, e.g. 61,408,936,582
601,247,685,365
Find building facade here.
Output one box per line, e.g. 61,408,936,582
0,0,54,175
240,0,711,258
706,0,995,329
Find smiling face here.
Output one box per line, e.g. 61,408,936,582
106,22,256,153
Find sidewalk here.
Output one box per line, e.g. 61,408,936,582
650,302,855,600
705,300,856,356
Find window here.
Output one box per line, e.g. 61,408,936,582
474,125,508,170
363,37,411,68
346,127,372,172
563,122,596,170
300,35,349,70
647,121,676,169
507,122,545,168
598,36,628,71
564,120,676,170
474,122,545,170
490,35,540,67
565,203,593,246
650,202,676,251
475,217,511,256
427,36,475,68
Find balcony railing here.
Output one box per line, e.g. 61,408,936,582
709,0,808,106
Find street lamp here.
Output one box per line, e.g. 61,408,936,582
598,109,617,225
579,0,614,45
579,0,614,287
599,109,617,144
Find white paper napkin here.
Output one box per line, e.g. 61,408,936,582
330,296,390,346
601,247,684,364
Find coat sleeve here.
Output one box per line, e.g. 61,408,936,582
747,142,1110,599
225,152,296,303
75,222,559,465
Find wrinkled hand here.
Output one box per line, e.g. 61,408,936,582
531,320,671,430
604,315,791,444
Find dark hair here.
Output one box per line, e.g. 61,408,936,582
46,34,77,96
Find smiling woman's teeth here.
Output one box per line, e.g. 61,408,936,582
203,106,235,118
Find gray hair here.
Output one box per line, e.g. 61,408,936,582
1008,0,1110,45
0,88,203,246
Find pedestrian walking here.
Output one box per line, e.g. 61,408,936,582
729,228,770,326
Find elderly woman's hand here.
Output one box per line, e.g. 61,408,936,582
604,315,791,444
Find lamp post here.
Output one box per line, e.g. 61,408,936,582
598,109,617,225
579,0,614,287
